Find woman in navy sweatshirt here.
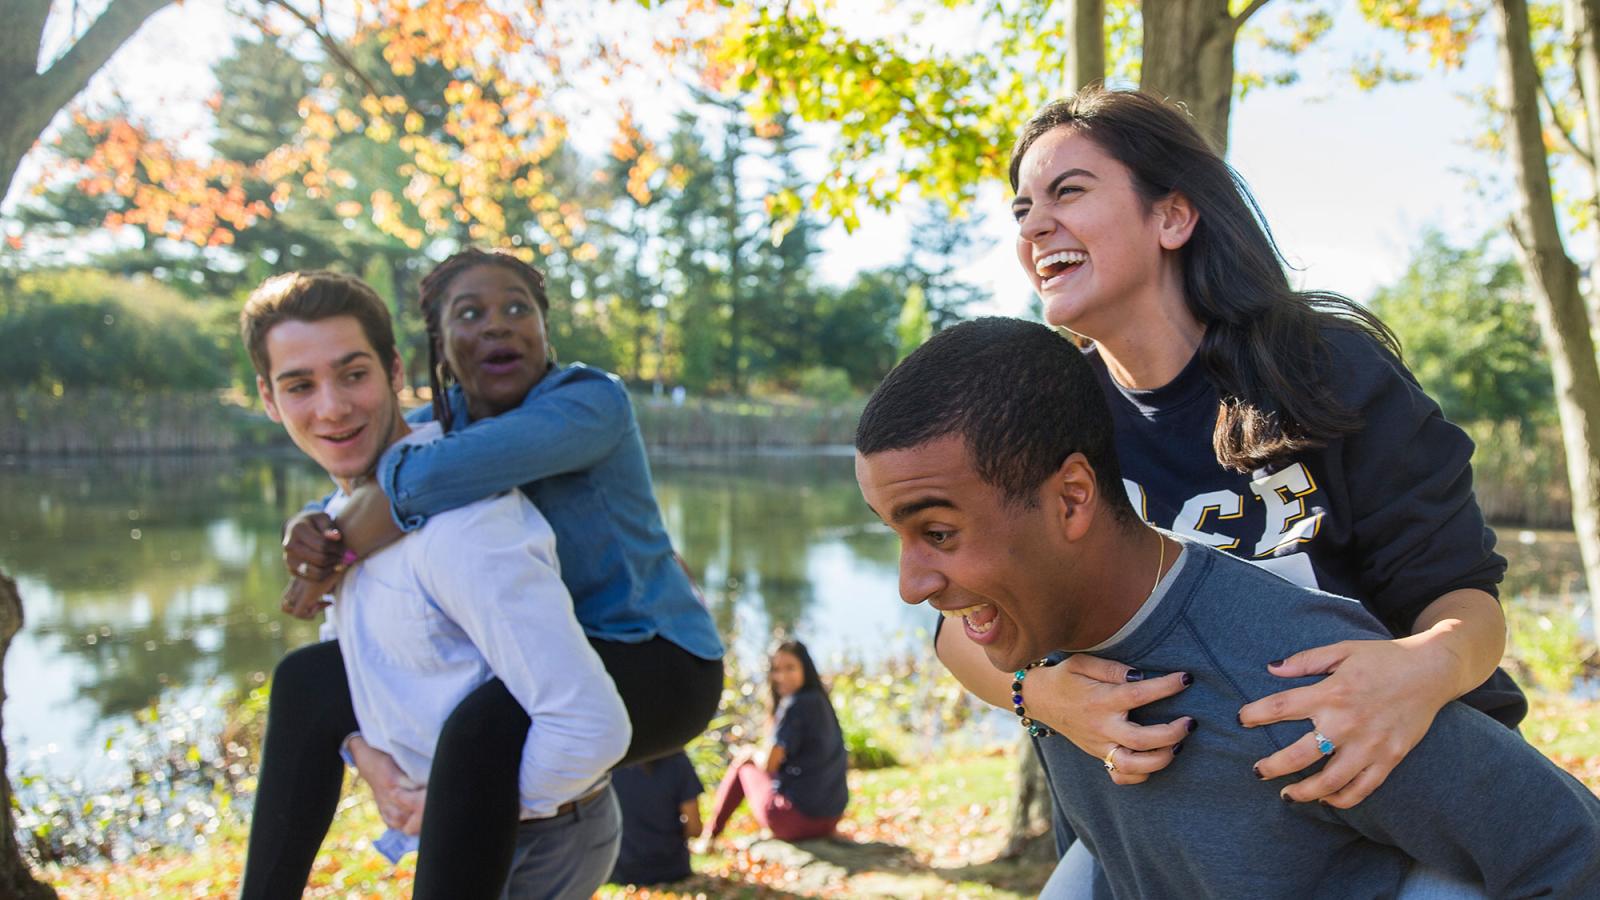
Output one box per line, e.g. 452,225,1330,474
938,86,1525,892
700,640,848,848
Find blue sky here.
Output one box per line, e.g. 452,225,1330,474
7,1,1520,313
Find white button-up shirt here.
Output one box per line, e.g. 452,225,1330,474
323,423,630,817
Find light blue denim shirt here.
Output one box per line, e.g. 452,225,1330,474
375,363,724,661
326,424,629,819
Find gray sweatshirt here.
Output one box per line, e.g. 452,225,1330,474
1036,538,1600,899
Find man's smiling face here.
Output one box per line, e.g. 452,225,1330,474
855,433,1084,672
256,315,407,490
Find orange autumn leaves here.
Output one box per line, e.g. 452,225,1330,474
67,115,268,247
54,0,718,252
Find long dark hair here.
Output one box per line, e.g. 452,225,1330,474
767,639,827,722
1008,87,1399,473
415,248,550,431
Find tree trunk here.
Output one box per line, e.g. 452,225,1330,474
0,571,58,900
0,0,173,206
1000,734,1057,861
1138,0,1242,154
1566,0,1600,161
1496,0,1600,644
1067,0,1107,92
722,116,746,395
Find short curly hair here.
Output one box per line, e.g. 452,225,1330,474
856,317,1134,521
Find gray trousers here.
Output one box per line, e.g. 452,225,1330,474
502,785,623,900
1041,838,1488,900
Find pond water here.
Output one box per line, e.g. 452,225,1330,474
0,452,1588,782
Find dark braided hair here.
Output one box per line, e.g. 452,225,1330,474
416,248,550,430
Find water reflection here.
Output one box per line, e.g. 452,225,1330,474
652,451,905,657
0,452,917,777
2,452,1584,779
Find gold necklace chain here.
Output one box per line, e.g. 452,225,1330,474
1151,530,1167,600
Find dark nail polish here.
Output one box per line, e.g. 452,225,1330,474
1186,718,1198,733
1125,669,1146,683
1236,711,1245,726
1280,792,1293,803
1181,672,1194,686
1172,742,1184,756
1268,659,1284,667
1253,764,1263,780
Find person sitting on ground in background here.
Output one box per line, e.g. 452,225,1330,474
699,640,848,850
607,750,704,887
854,317,1600,898
239,271,630,898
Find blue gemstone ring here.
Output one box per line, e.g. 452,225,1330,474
1313,730,1336,756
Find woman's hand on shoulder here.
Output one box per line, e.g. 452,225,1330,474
282,510,345,583
1029,654,1196,786
1238,636,1457,808
280,510,346,618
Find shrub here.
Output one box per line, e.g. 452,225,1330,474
797,366,858,404
0,269,232,391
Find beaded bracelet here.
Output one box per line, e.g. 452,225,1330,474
1012,659,1055,738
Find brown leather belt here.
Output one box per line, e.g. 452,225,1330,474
522,782,609,822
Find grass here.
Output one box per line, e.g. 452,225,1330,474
41,689,1600,899
32,632,1600,900
43,750,1048,900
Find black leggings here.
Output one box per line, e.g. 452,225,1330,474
238,636,723,900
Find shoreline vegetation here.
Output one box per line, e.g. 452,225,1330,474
0,388,1576,528
25,653,1600,899
0,387,863,457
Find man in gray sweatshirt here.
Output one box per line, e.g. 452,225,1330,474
854,317,1600,898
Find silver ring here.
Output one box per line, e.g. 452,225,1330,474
1313,730,1336,756
296,561,310,577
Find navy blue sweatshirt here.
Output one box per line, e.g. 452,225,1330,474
1087,327,1525,725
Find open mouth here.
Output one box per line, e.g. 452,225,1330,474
1034,250,1087,290
319,425,365,446
940,602,1000,641
481,349,524,375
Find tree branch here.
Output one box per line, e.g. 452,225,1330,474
266,0,388,100
31,0,174,126
0,0,53,84
1234,0,1272,30
1534,65,1596,172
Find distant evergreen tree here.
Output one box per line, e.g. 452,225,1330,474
903,201,989,330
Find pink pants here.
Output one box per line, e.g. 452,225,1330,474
706,760,840,841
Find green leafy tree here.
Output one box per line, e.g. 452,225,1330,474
1362,0,1600,640
0,270,229,391
903,201,990,330
707,0,1340,229
1369,232,1551,426
657,112,726,392
897,283,933,362
816,267,907,388
752,116,825,381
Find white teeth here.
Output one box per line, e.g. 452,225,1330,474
939,604,985,618
1034,250,1087,277
967,615,996,635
